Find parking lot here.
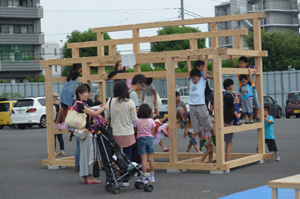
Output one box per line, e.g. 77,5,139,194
0,118,299,199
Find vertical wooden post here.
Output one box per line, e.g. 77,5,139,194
44,65,55,165
81,62,88,84
210,22,219,48
213,54,225,167
234,35,242,50
253,18,265,154
72,48,79,58
166,57,178,164
189,38,198,50
97,32,105,57
97,32,106,103
133,29,141,73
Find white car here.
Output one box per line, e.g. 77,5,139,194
11,97,47,129
158,98,190,117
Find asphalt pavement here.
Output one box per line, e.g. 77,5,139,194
0,118,299,199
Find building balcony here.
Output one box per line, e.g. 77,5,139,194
0,60,42,72
0,33,44,45
263,18,300,27
247,4,300,13
0,6,43,18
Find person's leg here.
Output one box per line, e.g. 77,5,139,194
159,140,169,152
140,154,147,174
75,137,80,169
225,143,233,161
253,88,261,121
200,148,209,163
61,108,68,123
193,144,200,153
58,134,64,151
207,145,213,163
186,141,192,152
147,154,154,173
55,107,64,124
123,145,133,162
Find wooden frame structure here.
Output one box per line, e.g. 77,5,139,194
40,12,273,171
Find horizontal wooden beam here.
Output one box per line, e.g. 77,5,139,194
222,68,262,75
268,174,300,189
41,159,75,167
154,161,228,170
67,29,248,49
92,12,266,32
51,77,83,83
226,48,268,57
224,122,264,134
228,154,263,169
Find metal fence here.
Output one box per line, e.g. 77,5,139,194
1,70,299,114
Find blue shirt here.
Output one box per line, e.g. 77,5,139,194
200,71,209,78
265,116,275,139
189,77,206,105
239,81,253,100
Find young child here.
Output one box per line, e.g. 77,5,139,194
105,61,132,89
153,116,169,152
184,129,201,153
200,119,214,163
264,105,280,161
223,78,241,125
189,55,215,151
134,104,156,183
231,56,261,122
176,91,188,129
143,78,161,117
224,93,241,161
55,63,82,129
239,68,253,124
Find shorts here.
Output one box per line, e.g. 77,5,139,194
224,133,234,143
187,130,197,145
61,102,68,109
190,105,213,133
252,87,261,109
241,97,253,116
137,136,154,155
265,139,278,152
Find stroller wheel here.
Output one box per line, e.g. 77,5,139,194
134,181,144,189
112,187,121,194
144,184,153,192
105,184,112,191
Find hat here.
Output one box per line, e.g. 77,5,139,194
53,93,59,105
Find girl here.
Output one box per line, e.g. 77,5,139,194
134,104,156,183
143,78,161,117
105,61,132,89
224,93,241,161
55,63,82,130
153,116,169,152
74,84,106,184
200,118,214,163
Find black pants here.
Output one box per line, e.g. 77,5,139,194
55,134,64,150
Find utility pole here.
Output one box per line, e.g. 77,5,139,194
181,0,184,20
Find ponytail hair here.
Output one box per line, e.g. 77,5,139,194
67,63,82,82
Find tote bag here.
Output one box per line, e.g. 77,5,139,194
65,102,86,129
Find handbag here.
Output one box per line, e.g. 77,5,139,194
65,101,86,129
73,129,88,140
106,98,124,135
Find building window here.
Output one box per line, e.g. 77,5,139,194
55,65,57,72
42,48,45,55
54,48,57,56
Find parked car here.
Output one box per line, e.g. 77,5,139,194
264,96,282,118
11,97,47,129
285,91,300,118
157,98,190,118
0,99,17,129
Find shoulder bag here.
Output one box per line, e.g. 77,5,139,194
106,97,124,135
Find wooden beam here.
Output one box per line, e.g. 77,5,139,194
228,154,263,169
224,122,264,134
97,32,105,57
210,22,219,48
222,68,261,75
72,48,80,58
225,48,268,57
154,162,227,170
268,174,300,190
92,12,266,32
234,35,243,50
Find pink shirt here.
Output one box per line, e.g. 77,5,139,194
134,118,155,138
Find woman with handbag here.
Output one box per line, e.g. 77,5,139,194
74,84,106,184
104,81,138,187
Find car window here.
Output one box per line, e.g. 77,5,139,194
289,93,300,101
15,100,34,107
161,100,168,104
38,98,46,106
184,88,189,96
0,103,9,112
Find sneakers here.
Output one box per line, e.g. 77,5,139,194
57,151,65,156
212,136,216,146
276,156,280,161
249,120,254,124
161,128,169,137
54,123,68,130
199,139,208,151
122,182,129,187
245,121,249,124
149,175,155,183
256,118,261,122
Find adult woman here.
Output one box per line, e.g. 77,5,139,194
75,84,105,184
104,81,137,187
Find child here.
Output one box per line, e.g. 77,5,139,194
153,116,169,152
264,105,280,161
223,78,241,125
143,78,161,117
176,91,188,130
224,93,241,161
200,120,214,163
55,63,82,129
105,61,132,89
134,104,156,183
53,93,65,156
189,55,215,151
231,56,261,122
184,129,201,153
239,68,253,124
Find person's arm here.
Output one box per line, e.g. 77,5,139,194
153,89,157,106
230,55,237,68
207,71,214,79
248,68,252,83
106,70,119,80
183,105,188,121
187,56,192,73
82,105,105,116
264,117,273,124
151,127,155,135
203,55,208,80
234,111,241,119
253,65,260,74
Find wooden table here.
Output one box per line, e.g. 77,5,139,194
268,174,300,199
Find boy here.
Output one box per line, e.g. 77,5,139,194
231,56,261,122
239,68,253,124
264,105,280,161
189,55,214,150
223,78,241,125
129,74,146,113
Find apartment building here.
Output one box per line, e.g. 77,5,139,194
213,0,300,48
42,42,62,77
0,0,44,83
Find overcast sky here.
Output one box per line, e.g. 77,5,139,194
41,0,227,53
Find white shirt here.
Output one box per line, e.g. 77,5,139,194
188,77,206,105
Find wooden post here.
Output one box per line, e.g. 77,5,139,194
210,22,219,48
189,38,198,50
44,65,55,165
97,32,106,103
213,54,225,167
234,35,242,50
72,48,79,58
133,29,141,73
97,32,105,57
253,18,265,154
166,57,178,164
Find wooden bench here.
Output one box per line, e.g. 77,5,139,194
268,174,300,199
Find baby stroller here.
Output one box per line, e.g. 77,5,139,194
90,116,154,194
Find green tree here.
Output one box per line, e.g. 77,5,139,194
244,29,300,71
0,78,6,83
150,26,206,70
0,92,22,98
26,76,45,82
141,64,153,72
62,29,112,76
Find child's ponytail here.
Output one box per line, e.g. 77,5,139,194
67,63,82,82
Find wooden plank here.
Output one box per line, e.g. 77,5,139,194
81,62,88,83
226,48,268,57
92,12,266,32
222,68,261,75
224,122,264,134
272,188,278,199
210,22,219,48
189,38,198,50
253,18,262,51
72,48,80,58
53,129,68,135
234,35,243,50
213,54,225,167
44,65,55,165
268,174,300,189
228,154,263,169
154,162,226,170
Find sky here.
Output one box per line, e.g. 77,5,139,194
41,0,227,53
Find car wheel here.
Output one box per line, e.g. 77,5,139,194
0,125,3,129
276,109,282,118
296,115,300,118
17,124,27,129
286,113,290,119
39,116,47,128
